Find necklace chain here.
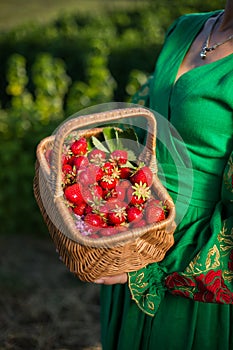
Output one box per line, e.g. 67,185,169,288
200,11,233,59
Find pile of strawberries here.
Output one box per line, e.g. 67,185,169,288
58,135,168,238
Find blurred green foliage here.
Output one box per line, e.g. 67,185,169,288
0,1,225,235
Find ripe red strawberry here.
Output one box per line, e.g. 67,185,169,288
108,210,127,225
64,184,84,205
82,184,103,203
110,150,128,165
88,149,106,166
62,154,70,166
145,202,166,224
77,164,102,186
89,164,103,182
85,204,93,215
109,182,127,202
62,164,73,174
70,137,88,156
73,202,87,216
126,206,143,223
72,155,89,170
99,175,118,190
102,162,114,175
128,182,151,206
99,225,127,237
119,179,132,189
130,166,153,187
84,213,105,228
98,226,119,237
131,219,146,228
78,170,93,186
119,166,132,179
146,198,161,207
100,199,119,215
107,201,127,226
62,163,76,186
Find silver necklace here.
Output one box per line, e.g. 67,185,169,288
200,11,233,59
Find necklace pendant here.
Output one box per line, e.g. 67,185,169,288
200,46,207,59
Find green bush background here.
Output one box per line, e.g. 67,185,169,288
0,0,225,235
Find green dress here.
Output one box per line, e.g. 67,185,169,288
100,11,233,350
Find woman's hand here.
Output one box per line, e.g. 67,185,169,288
94,273,128,285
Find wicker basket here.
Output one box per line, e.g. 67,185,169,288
33,107,176,282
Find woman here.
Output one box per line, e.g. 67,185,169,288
95,1,233,349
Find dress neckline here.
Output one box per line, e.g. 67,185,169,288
173,10,233,86
174,50,233,87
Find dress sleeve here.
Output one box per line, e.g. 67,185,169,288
165,151,233,303
128,151,233,316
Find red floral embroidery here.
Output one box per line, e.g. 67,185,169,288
165,272,195,289
169,289,191,298
194,270,233,303
166,270,233,304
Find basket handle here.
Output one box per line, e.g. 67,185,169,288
50,107,157,196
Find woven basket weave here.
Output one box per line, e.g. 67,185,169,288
33,107,176,282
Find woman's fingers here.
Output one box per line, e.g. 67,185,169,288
94,273,128,285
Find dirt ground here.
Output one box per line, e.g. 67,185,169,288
0,234,102,350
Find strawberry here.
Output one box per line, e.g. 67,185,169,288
145,201,166,224
89,233,100,239
89,164,104,182
62,154,70,166
82,184,103,203
88,149,106,166
119,179,132,189
98,226,119,237
108,210,127,226
99,225,127,237
62,163,73,174
72,155,89,170
106,182,127,202
90,184,103,199
77,169,93,186
128,182,151,206
70,137,88,156
131,219,146,228
119,166,132,179
99,175,118,190
100,199,119,213
126,206,143,223
107,201,127,226
85,204,93,215
130,166,153,187
62,163,76,186
84,213,105,228
62,144,71,165
77,164,102,186
73,202,87,216
102,162,114,175
110,150,128,165
146,198,161,207
64,183,84,205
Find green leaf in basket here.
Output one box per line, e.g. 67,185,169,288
118,127,139,144
102,127,119,152
126,150,137,162
123,160,137,169
87,136,94,151
91,136,110,153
